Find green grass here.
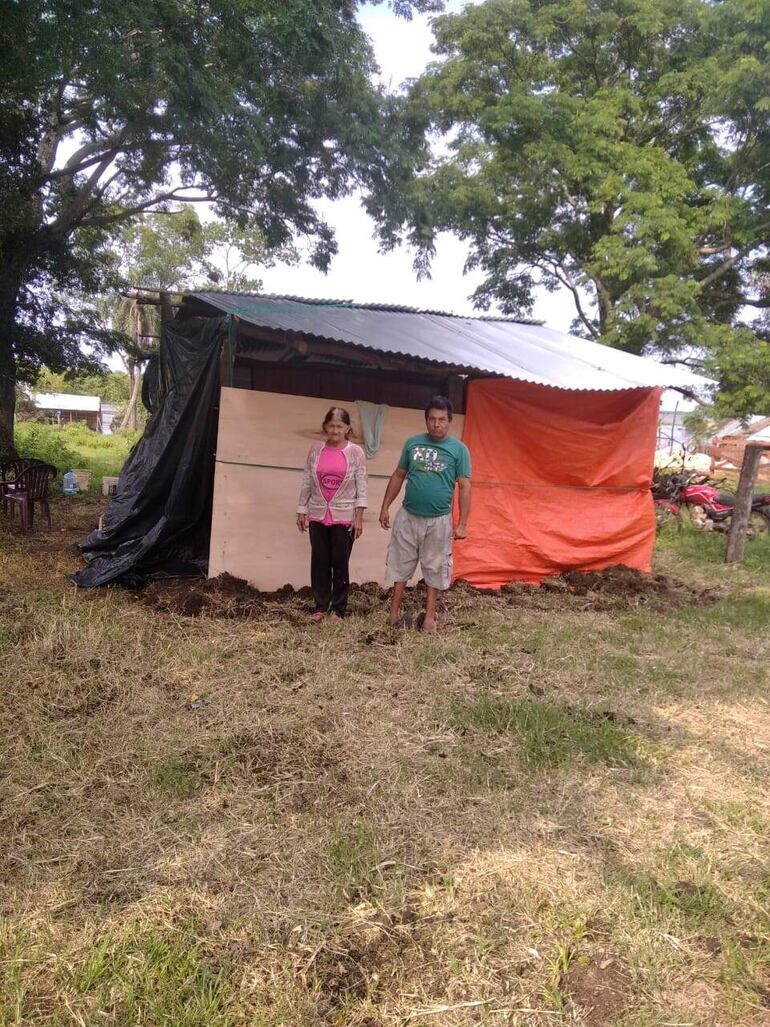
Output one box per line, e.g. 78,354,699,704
449,695,645,769
151,757,208,798
67,922,236,1027
656,517,770,574
323,821,383,900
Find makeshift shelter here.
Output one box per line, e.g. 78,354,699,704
73,292,710,589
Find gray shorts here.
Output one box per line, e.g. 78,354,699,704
385,508,453,590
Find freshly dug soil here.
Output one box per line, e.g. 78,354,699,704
135,564,720,620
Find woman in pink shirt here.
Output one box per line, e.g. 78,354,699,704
296,408,368,621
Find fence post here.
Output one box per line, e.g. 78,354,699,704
725,443,764,564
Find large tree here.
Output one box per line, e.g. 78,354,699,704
382,0,770,414
0,0,437,459
101,208,288,428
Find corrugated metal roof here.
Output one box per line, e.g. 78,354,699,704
33,392,101,412
187,291,713,393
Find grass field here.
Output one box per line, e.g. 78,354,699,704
1,501,769,1026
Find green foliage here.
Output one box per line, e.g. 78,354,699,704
13,422,138,486
151,759,206,799
0,0,438,456
12,422,78,474
35,367,130,406
656,519,770,576
384,0,770,414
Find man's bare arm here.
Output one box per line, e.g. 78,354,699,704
379,468,407,529
455,477,471,539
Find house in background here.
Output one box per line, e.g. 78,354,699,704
32,392,101,431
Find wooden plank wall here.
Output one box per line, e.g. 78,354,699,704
208,387,465,589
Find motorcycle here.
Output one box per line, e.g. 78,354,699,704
653,469,770,533
679,476,770,533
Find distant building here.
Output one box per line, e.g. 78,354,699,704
32,392,101,431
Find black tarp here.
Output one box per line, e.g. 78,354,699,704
71,315,225,587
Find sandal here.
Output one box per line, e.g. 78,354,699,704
309,611,326,622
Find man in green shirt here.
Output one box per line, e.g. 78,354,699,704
379,396,472,634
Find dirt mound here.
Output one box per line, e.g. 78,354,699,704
564,950,632,1025
135,564,718,620
563,564,673,595
503,564,720,610
137,575,388,619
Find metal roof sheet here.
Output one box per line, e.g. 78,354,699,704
188,291,713,393
33,392,101,412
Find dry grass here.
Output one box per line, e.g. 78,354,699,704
2,501,770,1026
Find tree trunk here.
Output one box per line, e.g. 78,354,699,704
0,362,16,463
121,357,142,431
0,287,19,462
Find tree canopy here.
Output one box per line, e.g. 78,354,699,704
384,0,770,416
0,0,438,458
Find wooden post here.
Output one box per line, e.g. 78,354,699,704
446,374,466,414
725,443,764,563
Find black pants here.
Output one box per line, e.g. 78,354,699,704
309,522,354,616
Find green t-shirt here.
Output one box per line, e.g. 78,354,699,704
398,433,472,518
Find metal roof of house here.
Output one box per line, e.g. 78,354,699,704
187,291,713,393
33,392,101,412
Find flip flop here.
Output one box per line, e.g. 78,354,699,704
309,611,326,622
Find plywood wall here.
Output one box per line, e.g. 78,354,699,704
208,387,465,590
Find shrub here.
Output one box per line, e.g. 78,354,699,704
13,422,78,474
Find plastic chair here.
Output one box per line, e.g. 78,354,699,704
1,458,38,517
4,463,56,530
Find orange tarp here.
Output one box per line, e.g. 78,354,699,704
454,378,661,588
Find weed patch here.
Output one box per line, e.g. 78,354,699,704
449,695,645,769
67,922,236,1027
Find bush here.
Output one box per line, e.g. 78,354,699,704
13,422,78,475
13,422,141,489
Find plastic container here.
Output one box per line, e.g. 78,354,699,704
72,469,92,492
62,469,78,496
102,476,119,497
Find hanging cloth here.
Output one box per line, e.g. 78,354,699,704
356,400,387,458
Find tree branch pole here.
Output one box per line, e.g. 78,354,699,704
725,443,766,564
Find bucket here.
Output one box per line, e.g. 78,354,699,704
102,475,119,497
72,469,92,492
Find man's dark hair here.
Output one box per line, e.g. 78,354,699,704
425,395,453,421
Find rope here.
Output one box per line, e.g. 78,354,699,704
215,459,648,492
215,458,392,480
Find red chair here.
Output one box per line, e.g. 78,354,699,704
3,463,56,530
